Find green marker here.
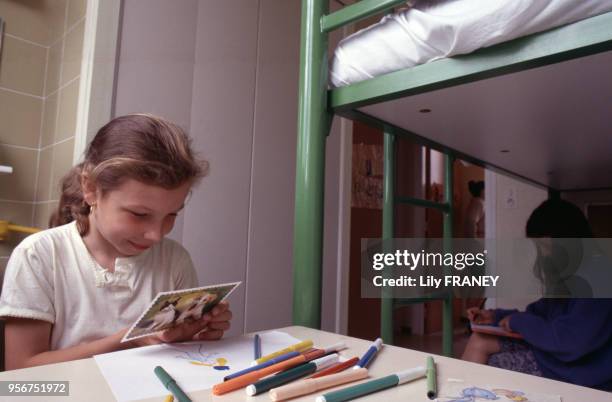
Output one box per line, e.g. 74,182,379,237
246,354,338,396
154,366,192,402
316,366,426,402
426,356,437,399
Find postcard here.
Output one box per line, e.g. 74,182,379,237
121,281,241,342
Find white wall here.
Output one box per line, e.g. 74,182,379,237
485,170,547,311
113,0,199,243
114,0,349,336
563,190,612,216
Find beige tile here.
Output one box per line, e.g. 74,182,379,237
0,36,47,96
35,147,53,202
33,202,57,230
61,20,85,86
0,201,33,256
0,145,38,201
46,40,63,96
47,0,69,45
0,201,33,226
56,79,80,141
67,0,87,28
0,89,43,148
0,0,67,46
50,138,75,200
41,92,59,148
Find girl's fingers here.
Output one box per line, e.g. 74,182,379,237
196,329,224,340
203,310,232,323
212,301,230,316
159,317,209,342
207,321,230,331
466,307,479,321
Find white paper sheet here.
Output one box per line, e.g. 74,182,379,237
94,330,302,402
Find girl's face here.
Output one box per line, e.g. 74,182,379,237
533,237,553,257
86,179,192,257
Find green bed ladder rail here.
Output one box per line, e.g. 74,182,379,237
293,0,405,329
380,130,455,357
321,0,407,33
293,1,456,353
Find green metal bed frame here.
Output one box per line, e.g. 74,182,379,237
292,0,612,356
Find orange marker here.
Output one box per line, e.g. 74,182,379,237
309,357,359,379
213,354,304,395
212,350,321,395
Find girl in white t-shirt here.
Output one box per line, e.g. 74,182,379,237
0,114,232,370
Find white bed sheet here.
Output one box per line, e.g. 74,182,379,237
330,0,612,87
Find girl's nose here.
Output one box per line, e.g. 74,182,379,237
144,225,164,242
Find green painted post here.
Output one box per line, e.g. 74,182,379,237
443,153,455,357
321,0,407,33
381,130,395,344
293,0,330,328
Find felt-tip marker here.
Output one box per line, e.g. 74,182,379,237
354,338,382,369
317,366,426,402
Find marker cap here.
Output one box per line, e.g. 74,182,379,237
396,366,426,385
322,342,347,353
313,354,339,370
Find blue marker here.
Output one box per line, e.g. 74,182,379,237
254,334,262,360
354,337,383,369
223,351,300,381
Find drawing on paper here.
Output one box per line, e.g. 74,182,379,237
171,344,231,371
439,386,530,402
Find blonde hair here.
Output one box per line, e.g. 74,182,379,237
50,114,207,234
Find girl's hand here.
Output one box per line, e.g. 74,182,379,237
194,301,232,341
466,307,494,324
126,301,232,347
498,316,513,332
127,315,212,347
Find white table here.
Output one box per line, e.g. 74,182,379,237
0,326,608,402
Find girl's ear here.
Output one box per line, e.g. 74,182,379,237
81,173,98,206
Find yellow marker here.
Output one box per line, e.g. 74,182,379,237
190,357,228,367
164,395,174,402
254,340,313,365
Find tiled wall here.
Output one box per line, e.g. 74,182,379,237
0,0,86,267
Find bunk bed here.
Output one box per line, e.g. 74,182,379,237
292,0,612,357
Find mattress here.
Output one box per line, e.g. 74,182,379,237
330,0,612,87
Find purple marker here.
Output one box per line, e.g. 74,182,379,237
354,337,383,369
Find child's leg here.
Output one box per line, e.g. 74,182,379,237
461,332,500,364
487,339,543,376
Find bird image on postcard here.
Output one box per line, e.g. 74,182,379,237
121,282,241,343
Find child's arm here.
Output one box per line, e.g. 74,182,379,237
508,299,612,361
493,308,519,324
5,302,232,370
5,318,131,370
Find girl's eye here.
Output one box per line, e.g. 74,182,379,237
130,211,148,218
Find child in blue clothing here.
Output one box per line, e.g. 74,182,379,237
462,199,612,391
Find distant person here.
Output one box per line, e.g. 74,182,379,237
464,180,484,238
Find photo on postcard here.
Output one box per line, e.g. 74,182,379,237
122,282,241,342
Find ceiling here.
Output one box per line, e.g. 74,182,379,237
358,50,612,191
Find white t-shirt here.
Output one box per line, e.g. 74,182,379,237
0,221,198,350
